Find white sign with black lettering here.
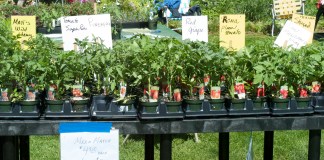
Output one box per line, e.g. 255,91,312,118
182,16,208,42
61,14,112,51
60,130,119,160
274,20,311,50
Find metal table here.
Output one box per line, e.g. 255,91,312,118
0,115,323,160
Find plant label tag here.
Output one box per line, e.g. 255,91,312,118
162,81,170,93
150,86,159,102
11,16,36,49
120,86,126,99
210,86,221,99
72,85,83,97
235,83,246,99
199,85,205,100
47,85,56,100
204,75,210,86
299,87,308,98
280,86,288,99
257,84,265,97
173,89,182,102
312,81,321,93
1,88,9,101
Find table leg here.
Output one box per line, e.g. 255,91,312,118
219,132,229,160
264,131,274,160
160,134,172,160
145,134,154,160
19,136,30,160
308,130,321,160
2,136,19,160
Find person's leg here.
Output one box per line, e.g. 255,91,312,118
315,7,324,30
158,9,166,24
169,8,181,18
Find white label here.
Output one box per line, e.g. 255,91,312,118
182,16,208,42
274,20,311,50
61,14,112,51
60,130,119,160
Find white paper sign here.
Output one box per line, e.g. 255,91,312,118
274,20,311,50
60,123,119,160
61,14,112,51
61,130,119,160
182,16,208,42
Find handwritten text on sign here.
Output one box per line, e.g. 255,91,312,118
60,131,119,160
219,14,245,51
274,20,311,50
182,16,208,42
292,14,315,44
11,16,36,43
61,14,112,51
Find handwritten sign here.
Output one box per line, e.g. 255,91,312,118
292,14,315,44
219,14,245,51
182,16,208,42
60,122,119,160
11,16,36,46
61,14,112,51
274,20,311,50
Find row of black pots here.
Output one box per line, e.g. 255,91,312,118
1,95,324,120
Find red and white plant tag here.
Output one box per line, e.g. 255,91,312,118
72,85,83,97
120,83,127,99
173,89,182,102
204,75,210,86
279,86,288,99
47,85,56,100
162,81,170,93
257,83,265,97
210,86,221,99
1,88,9,101
235,83,246,99
149,86,159,102
312,81,321,93
299,87,308,98
199,84,205,100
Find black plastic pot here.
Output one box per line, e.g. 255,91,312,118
45,100,64,112
148,20,157,30
0,101,12,112
295,97,311,108
122,22,148,28
140,101,159,113
208,99,225,111
185,99,203,112
253,97,267,110
165,101,182,113
229,98,246,110
19,100,40,113
117,99,136,112
71,99,89,112
272,98,290,110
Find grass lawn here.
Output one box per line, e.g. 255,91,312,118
30,130,324,160
30,33,324,160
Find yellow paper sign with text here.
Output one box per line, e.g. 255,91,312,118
292,14,315,44
219,14,245,51
11,16,36,48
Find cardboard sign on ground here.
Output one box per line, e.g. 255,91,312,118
60,122,119,160
182,16,208,42
11,16,36,47
219,14,245,51
274,20,311,50
61,14,112,51
291,14,315,44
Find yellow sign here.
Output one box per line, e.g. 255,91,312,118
292,14,315,44
11,16,36,47
219,14,245,51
